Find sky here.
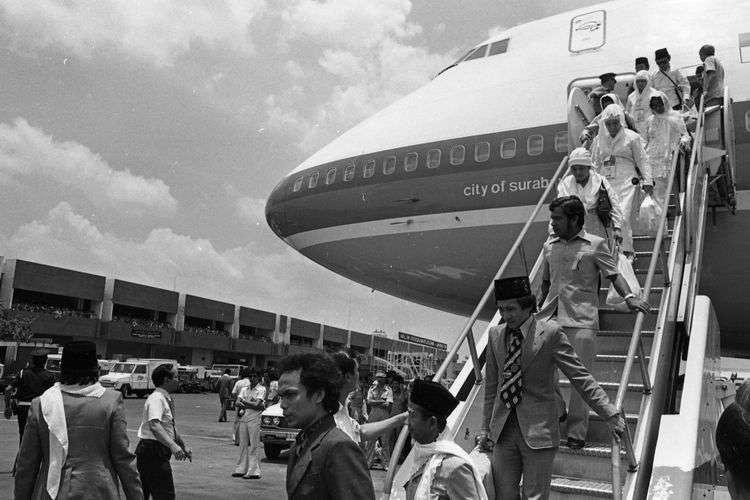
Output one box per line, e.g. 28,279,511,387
0,0,600,346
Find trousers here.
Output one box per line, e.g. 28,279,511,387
235,418,262,477
492,411,557,499
561,327,598,442
136,439,175,500
17,404,30,443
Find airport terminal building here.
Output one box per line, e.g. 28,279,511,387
0,257,448,374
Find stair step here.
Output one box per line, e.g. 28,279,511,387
633,232,672,252
559,380,645,413
550,475,613,498
599,309,658,330
589,354,651,384
560,412,638,445
598,287,663,306
554,441,628,482
596,330,654,355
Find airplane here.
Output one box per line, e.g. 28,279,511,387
265,0,750,355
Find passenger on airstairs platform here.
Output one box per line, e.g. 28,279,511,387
699,44,725,107
645,91,692,207
626,70,660,135
591,104,653,256
579,93,637,145
588,72,617,115
556,147,624,248
651,47,693,111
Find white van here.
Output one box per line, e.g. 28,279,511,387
99,358,177,398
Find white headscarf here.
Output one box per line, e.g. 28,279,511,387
600,92,624,110
593,104,628,160
632,70,654,109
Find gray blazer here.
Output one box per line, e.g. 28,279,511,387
14,389,143,500
483,316,617,448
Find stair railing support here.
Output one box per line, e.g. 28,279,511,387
466,326,482,384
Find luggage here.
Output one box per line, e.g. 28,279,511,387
607,253,642,312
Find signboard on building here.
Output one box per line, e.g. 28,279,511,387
131,328,161,340
398,332,447,351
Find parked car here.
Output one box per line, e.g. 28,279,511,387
44,354,62,381
99,358,177,398
259,403,299,459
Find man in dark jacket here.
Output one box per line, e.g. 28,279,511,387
217,369,233,422
279,353,375,500
9,349,55,442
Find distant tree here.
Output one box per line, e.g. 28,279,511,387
0,309,35,342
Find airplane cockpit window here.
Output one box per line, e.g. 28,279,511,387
404,152,418,172
475,142,490,162
450,145,465,165
364,159,375,178
383,156,396,175
527,135,543,156
488,39,509,56
308,171,319,188
463,44,488,62
344,164,355,181
554,131,568,153
500,138,516,159
325,167,336,185
293,177,304,192
427,149,441,168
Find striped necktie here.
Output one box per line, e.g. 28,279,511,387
500,328,523,409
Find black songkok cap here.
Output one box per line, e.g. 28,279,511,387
635,57,649,67
61,341,98,376
599,72,616,83
494,276,531,302
410,379,459,417
654,48,670,61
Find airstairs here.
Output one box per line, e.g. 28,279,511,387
381,89,738,499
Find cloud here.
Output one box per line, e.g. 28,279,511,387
0,0,267,66
235,196,267,226
0,118,177,216
487,24,509,38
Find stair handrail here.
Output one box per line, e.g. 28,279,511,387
382,153,570,496
611,95,706,500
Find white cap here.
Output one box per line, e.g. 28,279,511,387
568,147,592,167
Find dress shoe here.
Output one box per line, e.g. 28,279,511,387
567,437,586,449
231,473,244,477
243,475,261,479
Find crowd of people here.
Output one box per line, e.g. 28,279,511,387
12,302,96,319
185,325,229,337
113,316,173,330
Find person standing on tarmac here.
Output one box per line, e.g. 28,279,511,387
217,368,233,422
8,349,54,442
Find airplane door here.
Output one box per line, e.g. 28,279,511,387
567,87,594,151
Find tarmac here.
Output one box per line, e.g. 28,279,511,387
1,393,387,499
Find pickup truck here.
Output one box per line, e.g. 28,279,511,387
259,402,300,459
99,358,177,398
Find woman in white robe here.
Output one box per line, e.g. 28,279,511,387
591,104,653,255
626,70,659,136
645,91,691,207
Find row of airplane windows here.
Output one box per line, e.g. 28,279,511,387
292,130,569,192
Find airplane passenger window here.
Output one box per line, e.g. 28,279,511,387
500,139,516,159
450,145,465,165
325,167,337,185
364,159,375,178
475,142,490,162
427,149,441,168
746,110,750,132
383,156,396,175
308,171,319,188
344,164,355,181
554,131,568,153
463,44,488,61
293,177,304,192
404,152,418,172
488,39,509,56
527,135,543,156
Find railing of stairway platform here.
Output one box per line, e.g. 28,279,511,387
610,95,705,500
381,153,570,496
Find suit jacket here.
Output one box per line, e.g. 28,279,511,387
403,455,479,500
482,316,617,448
286,414,375,500
14,390,143,500
217,375,232,399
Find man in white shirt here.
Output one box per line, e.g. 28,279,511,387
233,374,266,479
231,368,252,445
651,47,692,111
699,44,725,107
135,364,190,500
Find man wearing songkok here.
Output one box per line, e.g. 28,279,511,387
390,379,487,500
589,72,617,115
480,276,626,499
651,48,692,111
635,56,650,72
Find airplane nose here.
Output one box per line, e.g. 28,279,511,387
265,179,288,239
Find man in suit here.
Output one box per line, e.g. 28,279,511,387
14,341,142,500
478,276,626,500
217,369,233,422
8,349,55,442
279,352,375,500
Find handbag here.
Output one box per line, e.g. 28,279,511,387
595,183,613,227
